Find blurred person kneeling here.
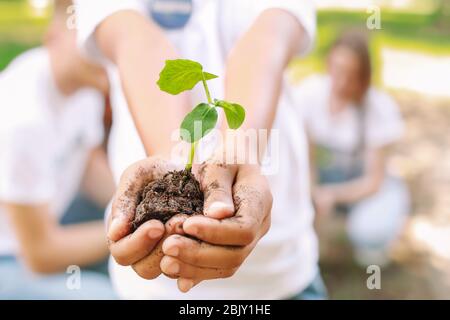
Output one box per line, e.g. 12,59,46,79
292,32,410,267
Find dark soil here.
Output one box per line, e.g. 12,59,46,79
132,169,204,231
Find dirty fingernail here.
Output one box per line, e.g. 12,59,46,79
109,218,124,237
165,245,179,257
206,202,234,216
148,228,164,239
176,223,184,234
184,225,197,235
166,261,180,274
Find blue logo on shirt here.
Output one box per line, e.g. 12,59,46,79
149,0,193,30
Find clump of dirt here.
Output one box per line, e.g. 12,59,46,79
132,169,204,231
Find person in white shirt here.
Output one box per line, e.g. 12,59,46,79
74,0,324,299
294,32,410,266
0,1,116,299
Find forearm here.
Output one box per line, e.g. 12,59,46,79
39,221,108,273
225,9,304,132
96,11,187,157
7,203,108,274
325,149,386,204
222,10,305,165
323,176,382,205
20,222,108,274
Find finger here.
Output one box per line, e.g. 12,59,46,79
183,213,270,247
131,214,187,280
109,219,165,266
162,234,248,269
108,157,177,241
177,278,199,293
184,169,272,245
182,177,271,246
160,256,236,282
165,214,188,235
196,162,237,219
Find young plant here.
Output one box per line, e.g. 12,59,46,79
132,59,245,229
157,59,246,170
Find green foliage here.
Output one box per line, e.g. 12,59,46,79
214,99,245,129
157,59,218,95
180,103,218,143
157,59,246,169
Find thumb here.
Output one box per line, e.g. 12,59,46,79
108,209,131,242
196,163,237,219
108,157,176,242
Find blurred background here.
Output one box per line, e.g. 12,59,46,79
1,0,449,299
291,0,450,299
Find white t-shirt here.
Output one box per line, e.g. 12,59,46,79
0,48,105,256
75,0,318,299
294,75,404,152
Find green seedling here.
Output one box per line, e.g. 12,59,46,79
157,59,246,170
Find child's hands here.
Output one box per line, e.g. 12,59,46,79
161,162,272,292
107,157,187,280
107,157,272,293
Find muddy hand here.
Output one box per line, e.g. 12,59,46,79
161,163,273,292
107,157,186,279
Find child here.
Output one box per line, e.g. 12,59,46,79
295,32,409,266
0,0,115,299
75,0,323,299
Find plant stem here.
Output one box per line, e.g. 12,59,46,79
186,141,197,171
201,73,213,105
186,73,214,170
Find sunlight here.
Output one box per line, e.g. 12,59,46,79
28,0,51,17
411,218,450,261
382,48,450,98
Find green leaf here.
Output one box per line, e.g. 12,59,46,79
180,103,218,143
203,72,218,80
214,100,246,129
157,59,218,95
